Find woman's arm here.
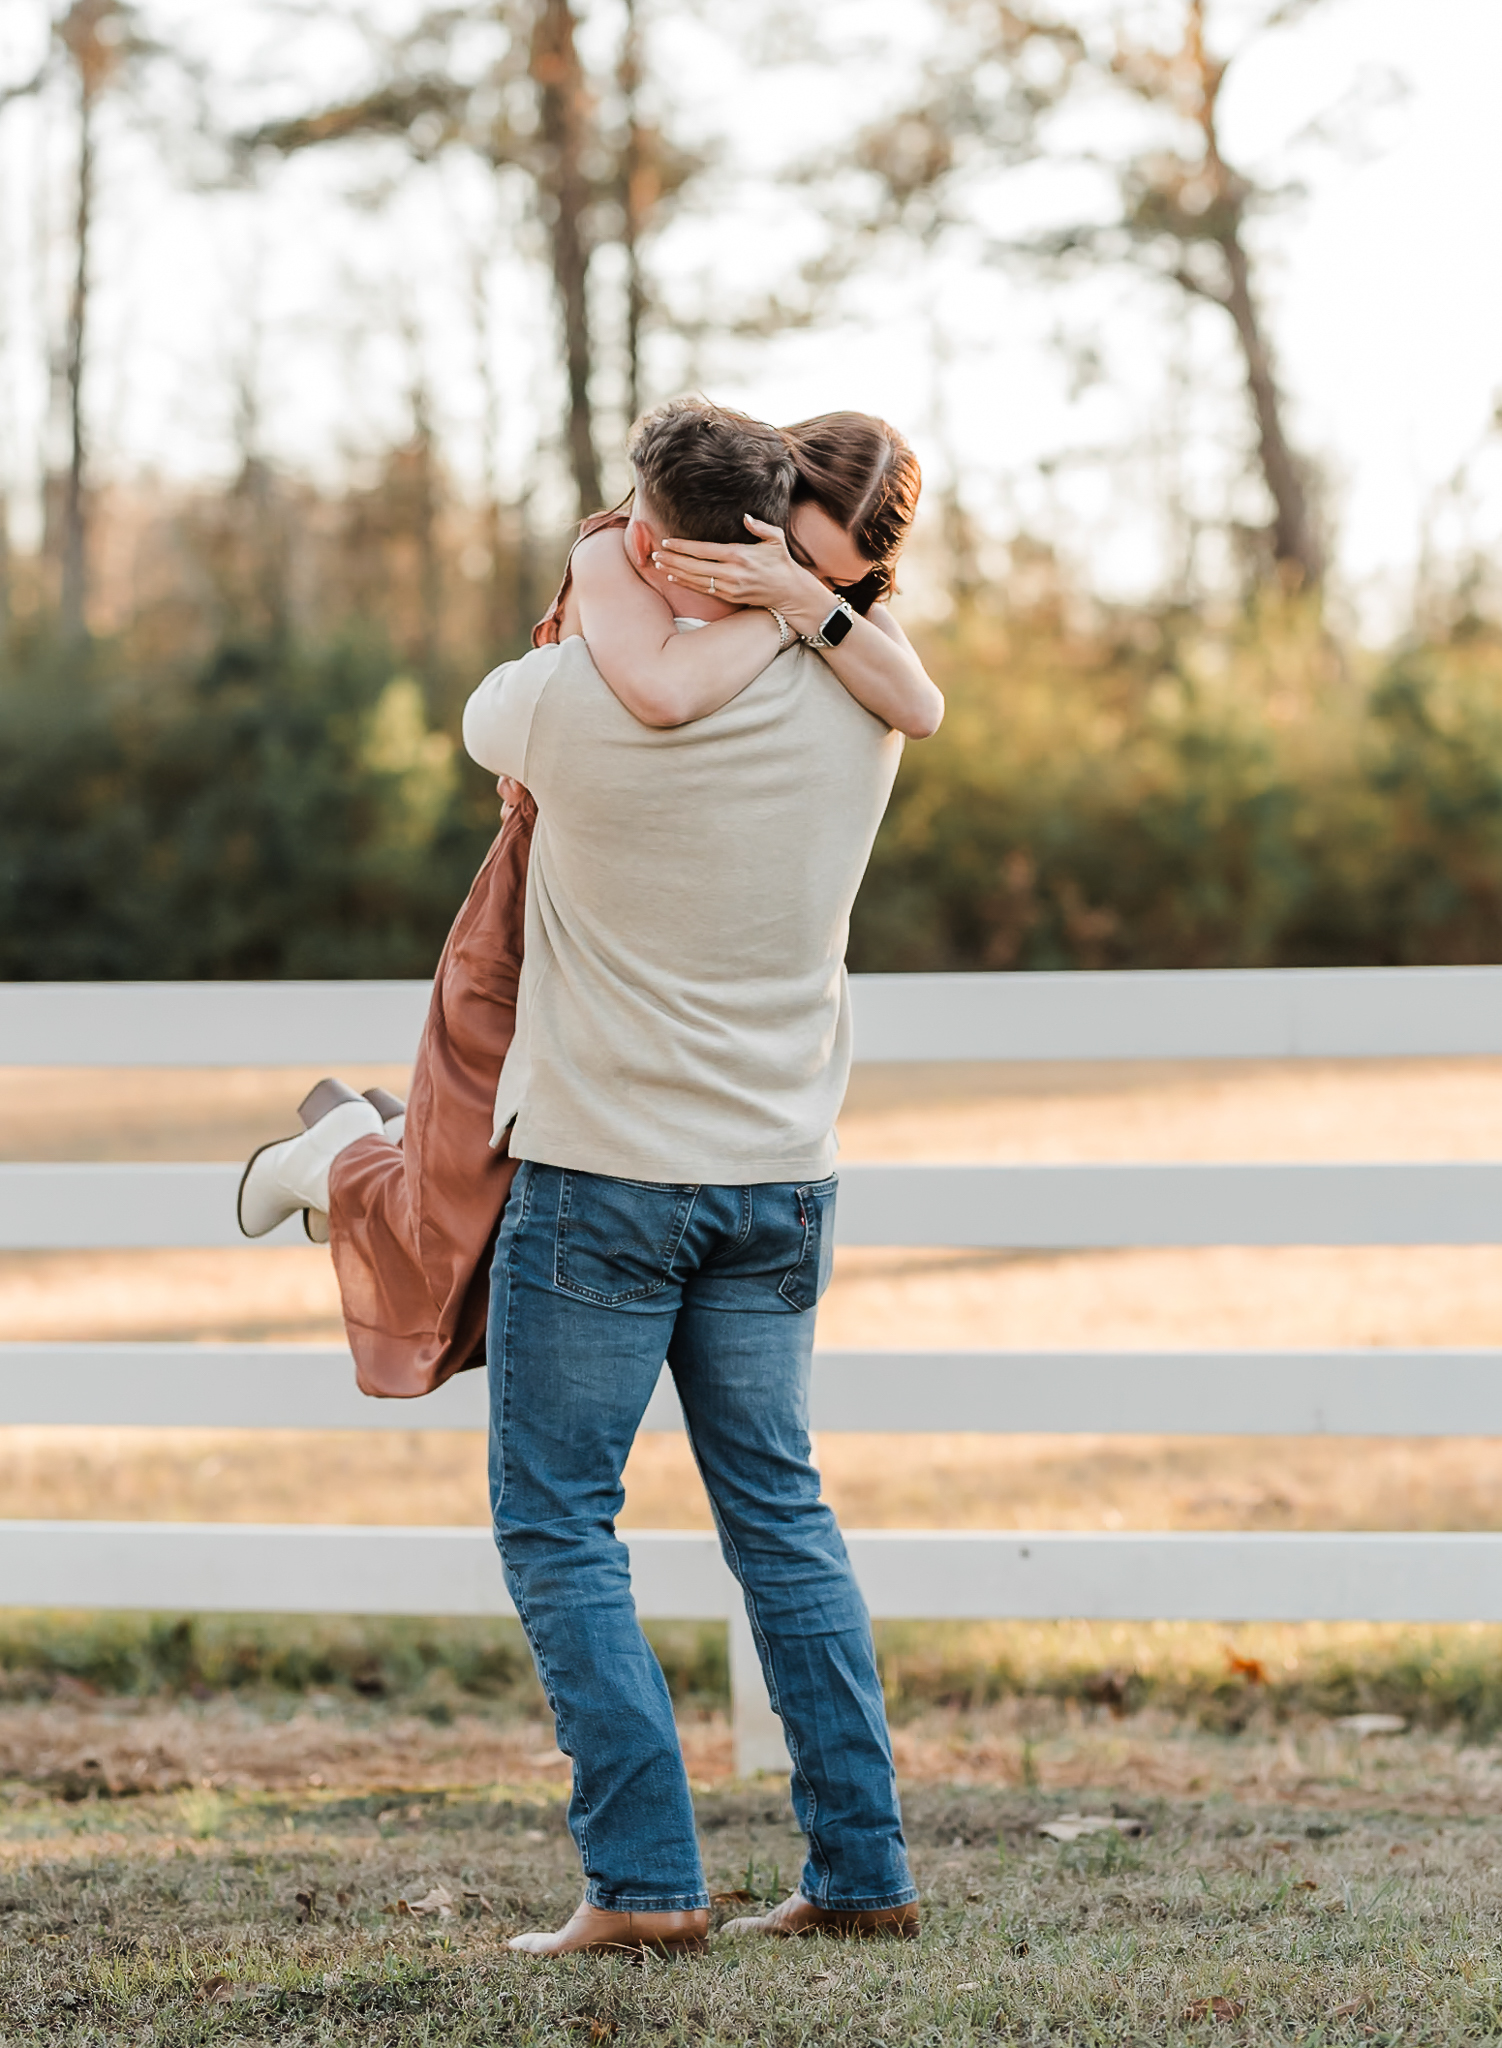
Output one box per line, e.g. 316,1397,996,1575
653,517,945,740
569,526,784,728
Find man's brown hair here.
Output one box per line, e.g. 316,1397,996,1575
628,396,795,544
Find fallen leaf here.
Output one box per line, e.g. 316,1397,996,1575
956,1981,981,1991
50,1673,103,1702
1224,1648,1268,1684
202,1977,264,2006
1334,1713,1407,1738
335,1889,353,1908
463,1889,494,1914
1038,1813,1146,1843
1083,1669,1131,1716
1330,1996,1373,2019
1293,1879,1318,1891
402,1885,455,1920
809,1970,835,1985
294,1887,318,1924
1183,1996,1247,2023
712,1889,757,1905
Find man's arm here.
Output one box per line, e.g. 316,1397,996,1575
462,642,562,780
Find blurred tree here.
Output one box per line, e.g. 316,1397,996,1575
4,1,205,643
840,0,1327,591
251,0,705,521
0,62,50,642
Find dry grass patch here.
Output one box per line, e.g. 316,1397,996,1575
5,1687,1502,1811
5,1764,1502,2043
10,1425,1502,1543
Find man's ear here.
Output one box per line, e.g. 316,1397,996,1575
624,517,655,572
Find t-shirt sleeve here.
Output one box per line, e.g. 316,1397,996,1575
462,644,561,779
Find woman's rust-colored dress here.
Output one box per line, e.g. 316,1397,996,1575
325,514,626,1396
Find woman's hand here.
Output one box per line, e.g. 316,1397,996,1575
652,515,832,635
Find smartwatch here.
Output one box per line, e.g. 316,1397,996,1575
806,598,857,649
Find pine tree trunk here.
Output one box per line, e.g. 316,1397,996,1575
1218,223,1324,589
618,0,646,427
530,0,603,518
60,73,94,645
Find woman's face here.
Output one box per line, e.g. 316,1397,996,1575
787,500,875,590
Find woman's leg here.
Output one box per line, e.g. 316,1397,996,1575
326,804,532,1396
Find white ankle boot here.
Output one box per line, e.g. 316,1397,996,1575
303,1087,406,1244
237,1093,385,1239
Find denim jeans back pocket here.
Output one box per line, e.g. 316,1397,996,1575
554,1171,698,1305
777,1175,838,1311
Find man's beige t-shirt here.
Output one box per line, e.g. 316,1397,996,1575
462,630,902,1185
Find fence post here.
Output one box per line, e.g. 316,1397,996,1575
729,1603,787,1777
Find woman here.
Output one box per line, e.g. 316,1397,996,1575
237,406,941,1396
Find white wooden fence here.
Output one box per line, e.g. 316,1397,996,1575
4,966,1502,1774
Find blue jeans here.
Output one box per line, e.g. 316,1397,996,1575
486,1161,915,1914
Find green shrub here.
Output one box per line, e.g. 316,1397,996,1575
7,600,1502,979
0,635,498,980
852,597,1502,972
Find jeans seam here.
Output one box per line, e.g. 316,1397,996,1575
688,1456,833,1907
495,1166,595,1881
777,1181,822,1310
584,1887,712,1913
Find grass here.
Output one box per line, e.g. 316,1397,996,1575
5,1775,1502,2044
15,1611,1502,1740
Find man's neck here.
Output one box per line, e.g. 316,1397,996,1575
626,513,736,622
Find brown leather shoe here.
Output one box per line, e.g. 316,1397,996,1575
507,1899,709,1958
720,1892,919,1941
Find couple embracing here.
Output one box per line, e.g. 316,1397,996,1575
237,397,944,1956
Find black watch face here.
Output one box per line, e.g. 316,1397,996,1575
822,604,856,647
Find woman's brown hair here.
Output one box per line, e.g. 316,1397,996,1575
780,412,922,606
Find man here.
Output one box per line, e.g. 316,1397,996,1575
462,398,921,1957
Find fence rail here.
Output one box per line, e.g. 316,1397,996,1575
7,1159,1502,1250
6,1342,1502,1437
5,968,1502,1774
5,962,1502,1066
7,1524,1502,1625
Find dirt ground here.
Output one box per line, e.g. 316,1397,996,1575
3,1691,1500,1813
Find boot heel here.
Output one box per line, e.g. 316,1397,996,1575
362,1087,406,1122
298,1077,365,1128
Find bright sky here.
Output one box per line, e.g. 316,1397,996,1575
1,0,1499,636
